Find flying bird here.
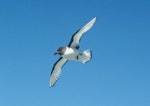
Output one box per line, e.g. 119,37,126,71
49,17,96,87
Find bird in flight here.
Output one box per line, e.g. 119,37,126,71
49,17,97,87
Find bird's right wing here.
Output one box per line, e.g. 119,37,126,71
49,57,68,87
68,17,96,49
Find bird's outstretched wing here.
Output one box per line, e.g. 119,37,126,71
68,17,96,49
49,57,68,87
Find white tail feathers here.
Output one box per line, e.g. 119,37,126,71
78,50,92,63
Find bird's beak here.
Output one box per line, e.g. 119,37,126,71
54,51,58,55
54,52,57,55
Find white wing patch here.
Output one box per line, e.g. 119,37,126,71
68,17,96,49
49,57,68,87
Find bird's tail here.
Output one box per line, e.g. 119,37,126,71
78,49,92,63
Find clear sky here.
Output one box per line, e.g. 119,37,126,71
0,0,150,106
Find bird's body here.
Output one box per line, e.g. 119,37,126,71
60,47,92,63
49,17,96,87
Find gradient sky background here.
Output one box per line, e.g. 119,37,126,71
0,0,150,106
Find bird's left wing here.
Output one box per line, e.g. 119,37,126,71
49,57,68,87
68,17,96,49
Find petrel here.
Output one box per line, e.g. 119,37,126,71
49,17,96,87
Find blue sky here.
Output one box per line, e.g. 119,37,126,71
0,0,150,106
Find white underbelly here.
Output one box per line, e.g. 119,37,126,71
62,51,78,60
62,47,91,63
62,48,79,60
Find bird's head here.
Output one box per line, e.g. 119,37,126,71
54,47,66,55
